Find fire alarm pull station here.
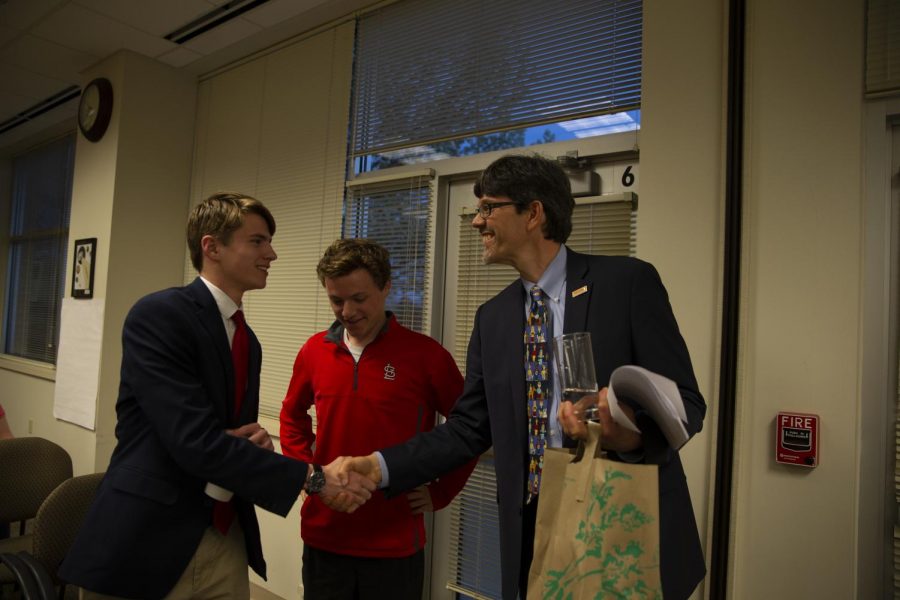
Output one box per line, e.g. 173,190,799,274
776,412,819,468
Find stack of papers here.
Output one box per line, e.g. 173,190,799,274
605,365,690,449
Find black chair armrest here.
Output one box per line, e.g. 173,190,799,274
17,552,57,600
0,552,40,599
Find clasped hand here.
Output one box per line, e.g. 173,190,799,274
308,454,383,514
557,387,643,453
317,456,378,513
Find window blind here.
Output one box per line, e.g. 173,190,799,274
343,172,434,332
445,457,503,600
352,0,642,157
451,194,636,371
446,192,637,598
866,0,900,96
3,134,74,364
186,23,354,419
895,351,900,599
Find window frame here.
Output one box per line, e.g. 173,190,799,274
0,132,75,375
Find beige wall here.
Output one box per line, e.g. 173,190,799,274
0,0,891,598
0,50,196,473
736,0,867,598
641,4,726,598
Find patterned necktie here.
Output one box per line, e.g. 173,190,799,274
213,309,249,535
525,286,550,500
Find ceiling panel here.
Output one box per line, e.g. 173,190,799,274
33,3,178,60
0,0,67,30
0,24,20,46
156,46,206,69
182,18,262,56
242,0,329,28
72,0,216,37
0,63,72,101
2,34,98,84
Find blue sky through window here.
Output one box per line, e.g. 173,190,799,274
354,110,640,174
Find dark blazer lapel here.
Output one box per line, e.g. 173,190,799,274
563,248,593,334
187,278,234,422
495,282,528,440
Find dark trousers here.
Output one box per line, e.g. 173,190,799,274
302,544,425,600
518,495,539,599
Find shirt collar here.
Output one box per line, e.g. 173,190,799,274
521,245,567,303
325,311,395,345
200,276,241,320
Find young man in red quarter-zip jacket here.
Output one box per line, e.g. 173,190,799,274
280,238,476,600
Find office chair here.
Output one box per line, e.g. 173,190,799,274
0,472,104,600
0,437,73,591
30,472,104,598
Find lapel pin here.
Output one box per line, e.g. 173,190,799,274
571,285,588,298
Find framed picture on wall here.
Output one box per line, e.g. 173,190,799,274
71,238,97,299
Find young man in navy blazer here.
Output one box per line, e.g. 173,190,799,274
60,193,373,600
343,155,707,600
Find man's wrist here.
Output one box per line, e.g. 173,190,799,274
374,452,389,489
304,463,325,494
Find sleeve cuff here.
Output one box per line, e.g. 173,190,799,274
375,451,390,489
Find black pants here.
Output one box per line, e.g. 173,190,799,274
518,495,539,599
302,544,425,600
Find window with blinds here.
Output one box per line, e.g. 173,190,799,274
3,134,74,364
447,193,637,599
451,194,636,369
185,23,354,419
866,0,900,96
351,0,642,170
343,173,434,332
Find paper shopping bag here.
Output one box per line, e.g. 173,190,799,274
527,422,662,600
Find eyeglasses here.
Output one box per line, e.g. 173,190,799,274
475,201,516,218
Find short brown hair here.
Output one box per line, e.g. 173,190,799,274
317,238,391,290
473,154,574,243
186,192,275,271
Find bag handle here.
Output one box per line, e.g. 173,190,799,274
570,422,603,503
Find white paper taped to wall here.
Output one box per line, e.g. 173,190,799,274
53,297,104,430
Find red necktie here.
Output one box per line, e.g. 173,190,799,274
230,309,249,418
213,309,249,535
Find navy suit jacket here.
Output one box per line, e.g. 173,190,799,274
59,278,307,599
381,250,707,600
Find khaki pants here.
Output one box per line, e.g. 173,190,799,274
80,523,249,600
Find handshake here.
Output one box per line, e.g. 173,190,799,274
315,454,384,513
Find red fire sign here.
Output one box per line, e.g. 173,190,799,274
775,412,819,468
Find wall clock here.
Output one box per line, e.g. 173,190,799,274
78,77,113,142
